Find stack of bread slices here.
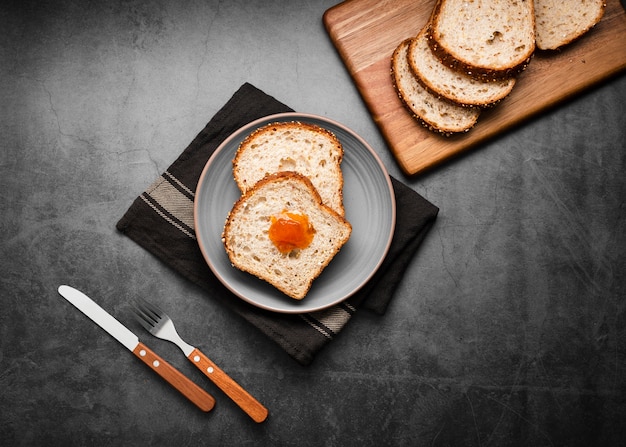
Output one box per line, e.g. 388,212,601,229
391,0,606,135
222,121,352,300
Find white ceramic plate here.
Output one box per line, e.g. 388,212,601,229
194,113,395,313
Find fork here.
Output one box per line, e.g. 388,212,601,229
133,299,268,423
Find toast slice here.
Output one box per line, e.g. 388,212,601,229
233,121,345,216
222,171,352,300
428,0,535,80
408,26,516,107
391,38,480,135
534,0,605,50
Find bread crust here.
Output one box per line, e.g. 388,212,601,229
232,121,345,216
408,27,516,108
427,0,535,81
391,38,480,135
222,171,352,300
534,0,605,51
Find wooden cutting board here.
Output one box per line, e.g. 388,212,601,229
324,0,626,175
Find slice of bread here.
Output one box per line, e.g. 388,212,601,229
534,0,605,50
391,38,480,135
428,0,535,80
233,121,345,216
222,171,352,300
408,26,516,107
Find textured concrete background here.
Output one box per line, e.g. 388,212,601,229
2,0,626,446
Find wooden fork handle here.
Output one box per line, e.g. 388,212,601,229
188,348,268,423
132,342,215,412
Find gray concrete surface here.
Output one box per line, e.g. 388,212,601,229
2,1,626,446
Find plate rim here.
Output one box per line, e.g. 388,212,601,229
193,112,396,313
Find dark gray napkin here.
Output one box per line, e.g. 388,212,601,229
116,83,438,365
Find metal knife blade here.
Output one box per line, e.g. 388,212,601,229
59,285,138,350
57,285,215,412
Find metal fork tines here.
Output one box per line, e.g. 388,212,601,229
132,299,269,423
134,300,194,356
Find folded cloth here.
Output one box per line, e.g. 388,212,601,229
117,83,438,365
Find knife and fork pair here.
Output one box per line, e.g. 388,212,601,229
57,285,268,423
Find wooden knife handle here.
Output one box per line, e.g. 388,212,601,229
132,342,215,412
188,348,268,422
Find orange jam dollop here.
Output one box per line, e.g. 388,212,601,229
268,210,316,253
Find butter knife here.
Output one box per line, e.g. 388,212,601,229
57,285,215,412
